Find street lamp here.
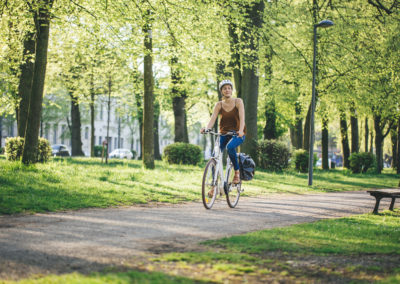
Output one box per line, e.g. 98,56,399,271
308,20,334,186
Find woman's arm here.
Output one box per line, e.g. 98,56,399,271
201,102,221,133
236,98,245,137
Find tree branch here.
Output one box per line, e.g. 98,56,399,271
383,119,395,138
367,0,398,15
266,28,312,72
70,0,98,19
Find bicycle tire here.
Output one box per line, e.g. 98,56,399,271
202,159,220,209
225,165,241,208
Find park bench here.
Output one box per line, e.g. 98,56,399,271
367,189,400,214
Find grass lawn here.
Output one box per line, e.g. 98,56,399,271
0,156,399,215
2,210,399,283
149,210,400,283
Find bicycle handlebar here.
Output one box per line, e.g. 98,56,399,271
202,129,237,136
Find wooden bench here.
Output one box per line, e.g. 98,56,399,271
367,189,400,214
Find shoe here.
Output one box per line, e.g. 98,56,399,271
208,187,215,198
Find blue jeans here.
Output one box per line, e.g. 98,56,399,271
220,135,245,171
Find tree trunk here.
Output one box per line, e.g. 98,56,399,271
135,92,143,160
263,97,277,140
391,125,397,169
240,1,264,161
397,118,400,174
322,117,329,170
154,100,161,160
373,115,393,174
170,56,188,143
290,101,303,149
365,117,369,152
374,117,384,173
17,32,35,138
70,93,85,156
370,131,374,153
303,104,311,150
143,12,155,169
350,105,359,153
339,111,350,168
172,95,188,143
228,21,241,98
105,77,112,163
22,1,54,164
89,74,95,157
241,67,259,160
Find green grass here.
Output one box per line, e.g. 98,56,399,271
152,210,400,282
208,210,400,255
0,156,399,214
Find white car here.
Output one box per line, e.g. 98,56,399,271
109,148,134,159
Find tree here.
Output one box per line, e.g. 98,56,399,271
225,0,265,160
339,110,351,168
142,8,155,169
22,0,55,164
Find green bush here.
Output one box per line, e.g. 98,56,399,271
293,149,317,173
163,142,202,165
131,150,137,159
94,145,105,157
37,137,52,162
0,147,4,155
349,152,376,173
5,136,52,162
5,137,24,161
257,139,291,171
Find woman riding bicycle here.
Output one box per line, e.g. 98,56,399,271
200,79,246,184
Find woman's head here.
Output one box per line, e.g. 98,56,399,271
219,79,233,91
219,79,233,99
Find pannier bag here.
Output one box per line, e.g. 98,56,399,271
238,153,255,181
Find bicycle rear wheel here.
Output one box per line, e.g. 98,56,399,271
225,166,241,208
202,159,220,209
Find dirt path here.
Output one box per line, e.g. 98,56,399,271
0,191,389,280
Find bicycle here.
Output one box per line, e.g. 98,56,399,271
201,130,243,209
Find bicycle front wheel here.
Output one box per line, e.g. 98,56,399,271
225,166,241,208
202,159,220,209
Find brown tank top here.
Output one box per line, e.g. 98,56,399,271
219,100,247,135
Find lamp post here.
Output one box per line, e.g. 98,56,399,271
308,20,334,186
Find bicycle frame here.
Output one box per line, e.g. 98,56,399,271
208,131,234,194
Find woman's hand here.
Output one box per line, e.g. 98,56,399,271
238,130,244,137
200,127,206,134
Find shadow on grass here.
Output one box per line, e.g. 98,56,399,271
0,243,210,283
55,157,143,169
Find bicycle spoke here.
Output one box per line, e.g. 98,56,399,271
202,159,220,209
225,166,241,208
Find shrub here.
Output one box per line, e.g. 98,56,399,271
5,136,52,162
5,137,24,161
257,139,291,171
0,147,4,155
349,152,376,173
131,150,137,159
94,145,105,157
293,149,317,173
37,137,52,162
163,142,202,165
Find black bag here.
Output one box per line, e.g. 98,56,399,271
238,153,255,181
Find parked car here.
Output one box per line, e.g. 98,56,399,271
109,148,134,159
51,144,71,157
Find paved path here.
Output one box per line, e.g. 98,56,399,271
0,191,391,279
